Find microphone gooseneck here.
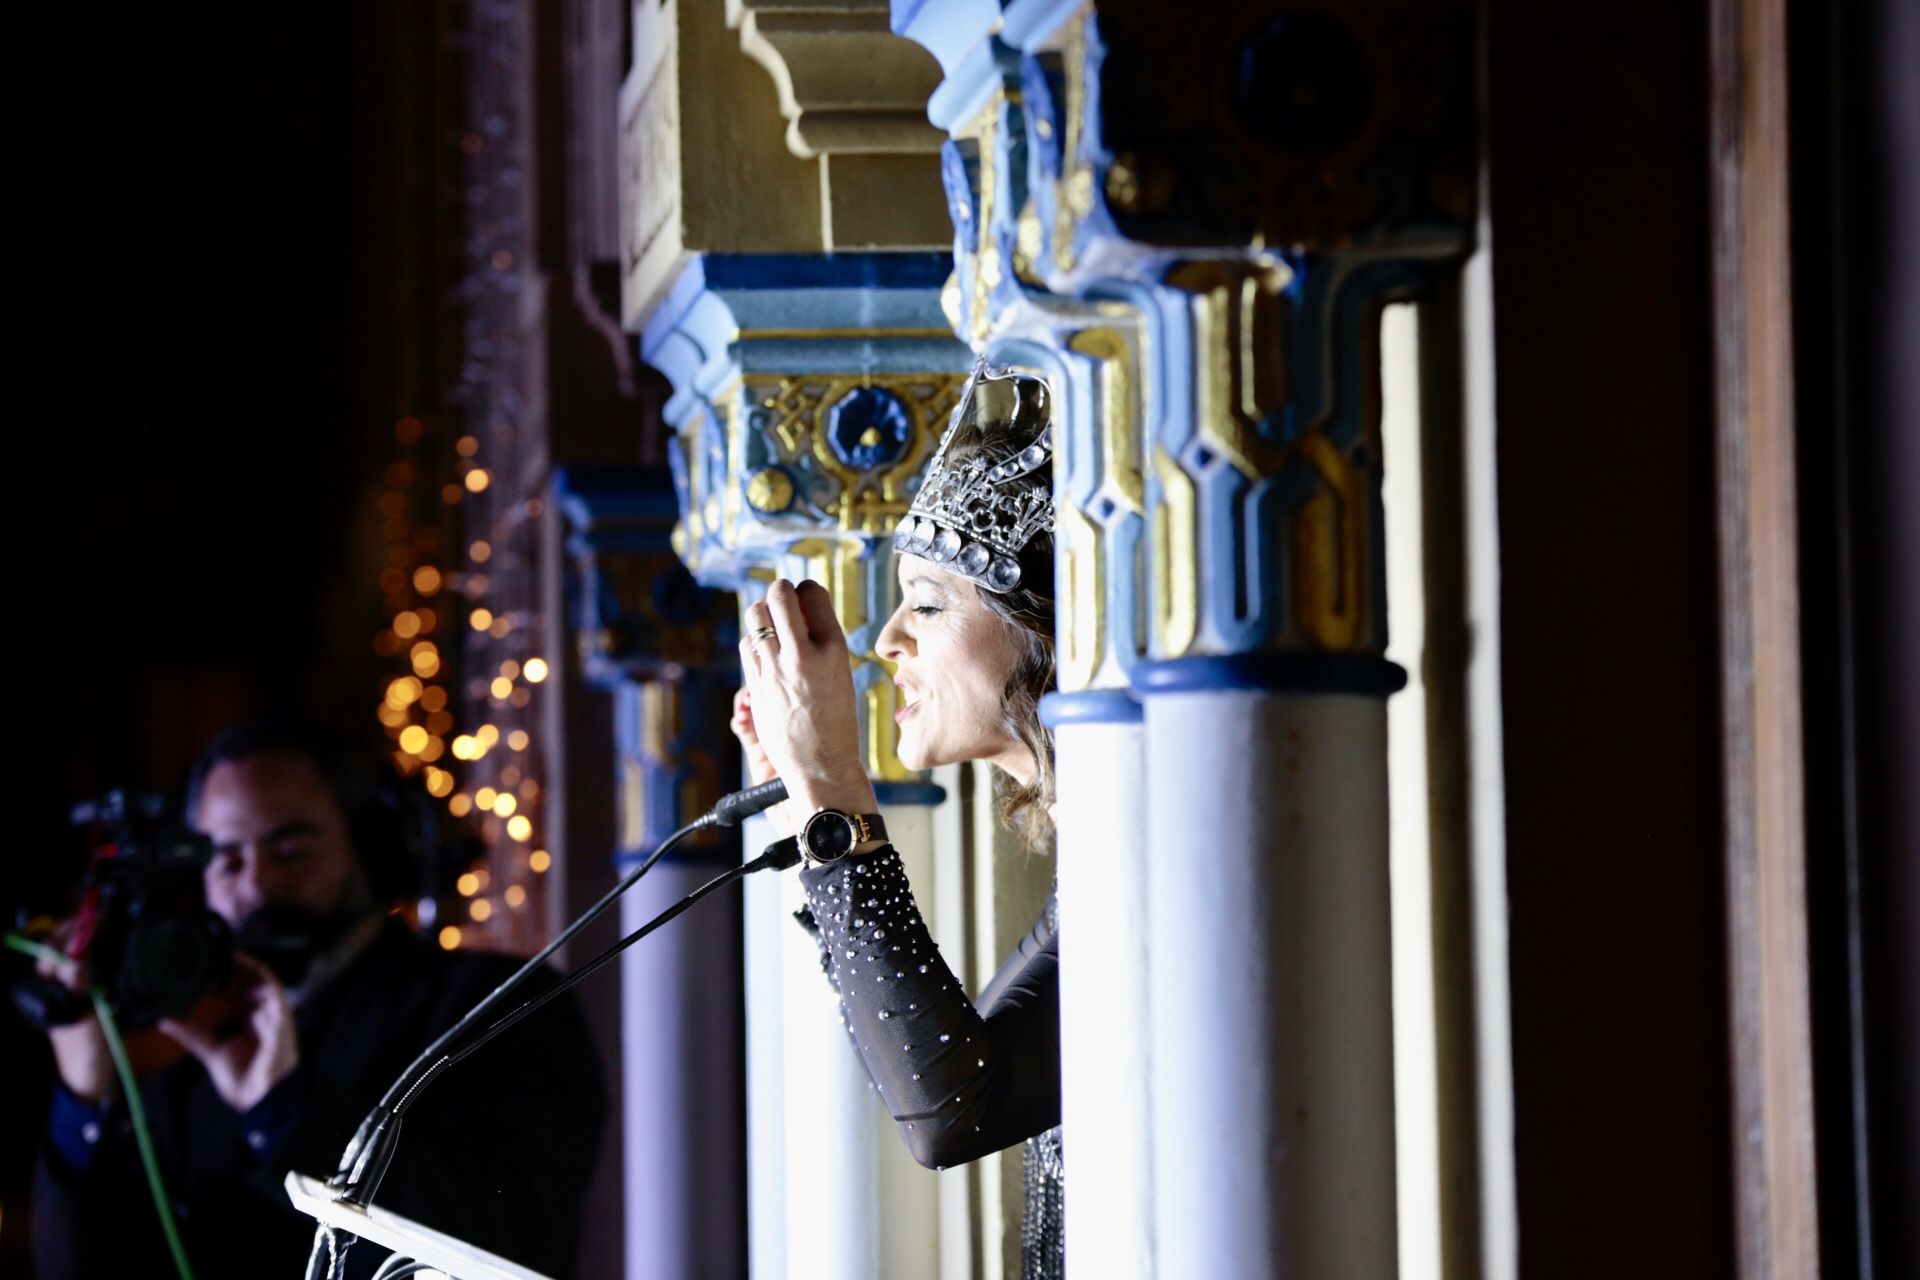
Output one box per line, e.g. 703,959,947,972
307,779,796,1280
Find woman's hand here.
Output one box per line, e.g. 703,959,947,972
730,687,777,786
730,686,795,833
738,579,878,819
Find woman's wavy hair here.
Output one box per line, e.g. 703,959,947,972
921,412,1057,855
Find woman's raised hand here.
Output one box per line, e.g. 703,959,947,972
730,687,777,786
738,579,878,819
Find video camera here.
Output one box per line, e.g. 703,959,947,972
10,789,233,1030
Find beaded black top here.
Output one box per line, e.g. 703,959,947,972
798,848,1062,1272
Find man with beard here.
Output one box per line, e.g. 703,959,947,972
30,720,609,1279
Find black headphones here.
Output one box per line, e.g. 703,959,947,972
186,717,429,905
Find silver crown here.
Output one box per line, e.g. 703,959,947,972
892,363,1055,593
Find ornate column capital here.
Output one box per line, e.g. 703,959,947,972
637,253,971,779
905,0,1476,675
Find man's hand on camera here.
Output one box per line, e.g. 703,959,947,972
159,952,299,1114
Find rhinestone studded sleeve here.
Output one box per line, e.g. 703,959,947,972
800,848,1061,1170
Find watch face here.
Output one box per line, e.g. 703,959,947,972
803,811,857,862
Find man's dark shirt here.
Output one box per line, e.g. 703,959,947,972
32,921,608,1280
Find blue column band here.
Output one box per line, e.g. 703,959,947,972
1038,689,1144,727
1131,653,1409,698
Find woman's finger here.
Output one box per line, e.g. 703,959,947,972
743,597,781,664
794,580,845,649
763,580,808,656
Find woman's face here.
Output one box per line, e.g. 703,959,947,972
875,554,1029,777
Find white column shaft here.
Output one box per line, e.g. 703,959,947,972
1053,719,1154,1277
1145,690,1397,1279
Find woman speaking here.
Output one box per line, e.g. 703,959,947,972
731,364,1065,1276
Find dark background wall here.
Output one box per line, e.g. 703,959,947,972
1486,2,1737,1276
5,6,387,1272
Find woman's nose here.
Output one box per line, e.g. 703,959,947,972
875,602,913,662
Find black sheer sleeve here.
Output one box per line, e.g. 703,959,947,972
799,846,1059,1169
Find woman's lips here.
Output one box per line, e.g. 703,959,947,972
893,700,919,725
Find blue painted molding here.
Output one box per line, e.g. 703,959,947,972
1038,689,1143,727
1131,653,1408,699
872,781,951,808
701,252,953,292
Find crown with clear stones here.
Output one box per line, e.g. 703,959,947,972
892,361,1055,593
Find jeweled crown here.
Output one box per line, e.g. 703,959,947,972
893,362,1055,593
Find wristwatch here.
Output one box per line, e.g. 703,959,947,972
799,808,888,866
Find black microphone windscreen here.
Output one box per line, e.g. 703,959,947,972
710,779,788,826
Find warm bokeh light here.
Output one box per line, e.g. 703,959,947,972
456,435,479,457
377,703,409,729
410,650,440,679
507,815,533,842
470,899,493,922
416,607,438,632
529,850,551,873
398,726,429,755
464,469,491,493
449,793,473,817
393,611,422,639
476,724,501,748
499,659,520,681
520,779,542,802
489,615,513,638
441,483,463,506
412,565,443,595
396,416,424,443
421,685,448,713
438,925,461,950
426,710,454,735
419,737,445,763
510,687,531,708
507,729,530,751
475,786,498,809
426,768,454,798
470,607,494,631
470,540,491,563
505,885,527,908
522,657,549,684
499,765,521,788
386,676,423,708
490,676,513,700
493,793,518,818
457,872,480,897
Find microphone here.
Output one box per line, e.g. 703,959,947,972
310,776,799,1277
704,778,788,827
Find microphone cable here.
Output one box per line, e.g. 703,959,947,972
307,778,789,1280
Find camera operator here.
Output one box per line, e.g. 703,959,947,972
29,719,608,1280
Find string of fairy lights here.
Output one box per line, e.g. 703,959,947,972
370,0,551,953
372,416,553,952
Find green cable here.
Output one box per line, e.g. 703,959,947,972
6,932,197,1280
